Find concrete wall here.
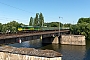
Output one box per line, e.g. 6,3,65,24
60,35,86,45
0,52,61,60
0,46,62,60
52,37,59,43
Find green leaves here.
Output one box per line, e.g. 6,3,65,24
51,22,59,27
34,13,39,26
39,13,44,27
71,17,90,40
29,13,44,27
29,17,33,26
0,21,24,33
0,23,2,32
78,18,90,23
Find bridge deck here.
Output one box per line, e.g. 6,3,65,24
0,30,69,39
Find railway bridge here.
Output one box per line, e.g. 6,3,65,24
0,30,70,44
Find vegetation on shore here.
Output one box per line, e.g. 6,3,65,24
0,21,24,33
70,18,90,40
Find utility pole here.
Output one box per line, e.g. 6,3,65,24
59,17,63,37
42,20,43,27
59,17,60,37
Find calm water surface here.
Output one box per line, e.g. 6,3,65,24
8,39,90,60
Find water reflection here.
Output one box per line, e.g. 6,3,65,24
83,40,90,60
9,39,42,49
60,45,86,60
41,44,86,60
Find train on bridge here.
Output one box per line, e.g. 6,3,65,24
18,25,69,32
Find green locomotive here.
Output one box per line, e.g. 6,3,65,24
18,25,66,32
18,26,40,31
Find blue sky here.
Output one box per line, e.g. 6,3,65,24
0,0,90,24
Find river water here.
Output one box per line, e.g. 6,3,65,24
8,39,90,60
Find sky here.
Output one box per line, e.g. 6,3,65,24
0,0,90,24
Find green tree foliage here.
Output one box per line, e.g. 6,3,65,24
64,23,71,27
1,21,24,33
7,21,20,32
51,22,59,27
44,22,63,27
29,17,33,26
44,22,51,27
78,18,90,23
2,24,8,33
30,12,45,27
12,27,16,33
39,13,44,27
0,23,2,32
70,18,90,40
33,13,39,26
51,22,63,27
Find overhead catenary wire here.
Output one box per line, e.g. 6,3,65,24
0,1,35,14
0,1,57,18
0,16,27,21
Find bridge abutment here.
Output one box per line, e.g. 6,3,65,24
42,36,60,44
60,35,86,45
42,35,86,45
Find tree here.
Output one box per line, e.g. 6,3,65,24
12,27,16,33
6,21,20,32
29,17,33,26
50,22,58,27
0,23,2,32
33,13,39,26
44,22,51,27
70,17,90,40
78,18,90,23
1,21,24,33
39,13,44,27
64,23,71,27
2,24,8,33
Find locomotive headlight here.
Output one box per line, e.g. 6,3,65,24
18,28,22,31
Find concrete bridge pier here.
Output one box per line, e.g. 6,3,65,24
42,36,60,44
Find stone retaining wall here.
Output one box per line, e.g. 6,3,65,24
60,35,85,45
0,46,62,60
0,52,61,60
